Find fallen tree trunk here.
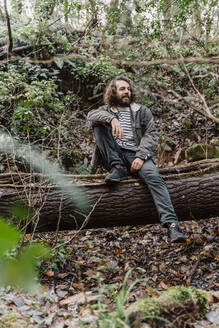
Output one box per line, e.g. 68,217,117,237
0,159,218,232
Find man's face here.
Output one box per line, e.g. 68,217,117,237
115,80,131,106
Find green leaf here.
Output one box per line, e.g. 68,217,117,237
0,243,50,291
10,203,32,221
0,219,20,257
54,58,64,69
65,59,76,67
20,243,50,264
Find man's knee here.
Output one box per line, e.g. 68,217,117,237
139,161,161,182
93,124,108,134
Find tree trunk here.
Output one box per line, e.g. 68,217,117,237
0,160,218,232
0,5,5,22
161,0,172,29
4,0,13,52
192,3,203,39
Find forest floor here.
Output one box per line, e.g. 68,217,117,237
0,217,218,327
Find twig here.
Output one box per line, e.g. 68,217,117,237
116,318,130,328
0,162,219,188
182,59,219,123
1,53,219,66
88,92,103,100
47,18,60,29
55,194,63,243
186,258,200,285
52,194,103,250
0,158,218,179
57,113,65,164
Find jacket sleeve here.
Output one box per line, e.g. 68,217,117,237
87,106,115,127
135,108,159,160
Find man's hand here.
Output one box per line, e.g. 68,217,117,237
130,158,144,172
111,118,124,138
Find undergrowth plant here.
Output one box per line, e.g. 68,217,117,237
0,215,50,292
41,239,72,272
0,131,89,291
82,269,142,328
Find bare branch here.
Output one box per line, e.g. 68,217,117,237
0,51,219,66
182,61,219,123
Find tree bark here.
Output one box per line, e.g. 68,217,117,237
4,0,13,52
0,160,218,232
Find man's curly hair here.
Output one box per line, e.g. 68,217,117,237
103,76,137,107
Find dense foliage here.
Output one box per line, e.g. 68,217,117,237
0,1,218,323
0,0,218,171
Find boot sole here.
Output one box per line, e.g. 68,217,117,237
105,176,128,184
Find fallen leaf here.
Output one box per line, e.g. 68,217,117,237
75,261,91,267
25,234,31,241
188,221,199,227
97,261,106,265
56,289,68,298
45,270,54,277
161,244,169,249
158,280,169,290
174,242,184,247
113,275,124,282
124,262,131,271
208,291,219,303
57,273,69,279
79,307,88,315
168,268,180,277
181,256,188,263
159,263,166,272
116,249,124,255
72,283,83,291
84,269,97,276
180,265,188,273
151,274,158,282
59,292,98,306
145,288,161,297
162,278,169,283
151,265,158,272
201,245,214,257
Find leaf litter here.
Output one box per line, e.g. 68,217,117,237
0,217,218,327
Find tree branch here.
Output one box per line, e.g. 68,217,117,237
0,51,219,66
182,61,219,123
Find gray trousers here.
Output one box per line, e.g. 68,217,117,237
93,125,178,227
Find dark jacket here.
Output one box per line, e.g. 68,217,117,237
87,102,158,170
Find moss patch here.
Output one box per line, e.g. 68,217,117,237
0,311,33,328
127,286,208,327
185,144,219,162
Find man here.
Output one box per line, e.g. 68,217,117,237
87,76,186,243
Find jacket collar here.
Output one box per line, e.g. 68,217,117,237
130,103,141,112
110,103,141,113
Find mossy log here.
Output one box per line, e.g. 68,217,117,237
185,143,219,162
0,159,218,232
127,286,208,327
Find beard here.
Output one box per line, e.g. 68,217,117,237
114,95,131,107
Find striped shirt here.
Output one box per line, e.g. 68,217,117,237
115,107,137,151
